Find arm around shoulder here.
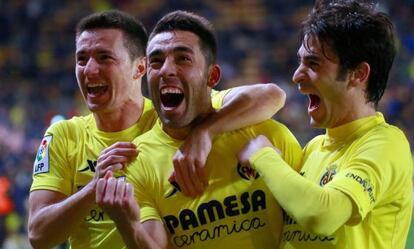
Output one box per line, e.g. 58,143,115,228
247,147,354,236
216,83,286,132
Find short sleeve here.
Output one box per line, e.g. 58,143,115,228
31,122,73,196
127,154,163,223
211,89,231,109
326,131,409,223
258,120,303,172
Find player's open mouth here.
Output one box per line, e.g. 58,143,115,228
160,86,184,109
87,83,108,95
308,94,320,112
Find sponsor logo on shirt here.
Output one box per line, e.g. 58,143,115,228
282,229,335,243
319,164,337,186
78,159,97,172
237,163,260,180
163,190,267,247
283,211,297,225
77,159,125,178
345,172,375,204
282,213,335,242
165,179,182,198
33,136,52,174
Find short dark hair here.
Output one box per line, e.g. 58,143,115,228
76,10,148,60
149,10,217,65
300,0,396,106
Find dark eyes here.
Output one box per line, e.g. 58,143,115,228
308,60,319,67
76,54,113,65
149,58,163,69
297,59,319,69
99,54,112,60
149,57,162,64
178,55,191,62
148,55,192,68
76,56,87,65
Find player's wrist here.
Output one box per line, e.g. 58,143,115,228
83,179,98,202
193,122,214,142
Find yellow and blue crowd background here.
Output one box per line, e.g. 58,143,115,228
0,0,412,248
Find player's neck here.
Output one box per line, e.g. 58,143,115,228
163,126,191,140
345,99,377,124
163,107,214,140
94,98,144,132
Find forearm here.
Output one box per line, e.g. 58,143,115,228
206,83,286,136
28,186,95,248
250,148,353,236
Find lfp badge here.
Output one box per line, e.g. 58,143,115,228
33,135,52,174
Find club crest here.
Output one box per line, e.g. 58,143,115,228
237,163,260,181
319,164,337,186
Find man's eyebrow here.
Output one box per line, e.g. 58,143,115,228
173,46,194,54
76,48,113,56
298,53,321,62
148,46,194,58
148,49,162,58
76,50,85,56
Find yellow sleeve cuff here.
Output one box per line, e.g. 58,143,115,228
250,147,285,171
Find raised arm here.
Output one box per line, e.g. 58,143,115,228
237,136,353,235
173,83,286,196
206,83,286,134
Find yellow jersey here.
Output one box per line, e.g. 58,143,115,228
127,118,302,249
280,113,413,249
30,90,229,249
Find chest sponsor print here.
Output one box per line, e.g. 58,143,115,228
163,190,267,247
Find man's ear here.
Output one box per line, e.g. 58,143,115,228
133,57,146,80
207,64,221,88
349,62,370,88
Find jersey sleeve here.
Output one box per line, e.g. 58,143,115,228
127,153,163,223
30,122,73,196
211,89,231,110
326,130,412,224
258,120,303,171
250,147,353,235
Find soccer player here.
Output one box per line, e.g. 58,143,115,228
95,10,302,249
28,10,286,249
237,1,413,248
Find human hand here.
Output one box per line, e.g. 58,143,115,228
95,171,140,225
237,135,278,166
94,142,138,181
170,127,212,197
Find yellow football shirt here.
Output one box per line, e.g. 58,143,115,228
31,98,157,249
127,119,302,249
30,90,229,249
278,113,413,249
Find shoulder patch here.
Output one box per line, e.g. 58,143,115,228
33,135,52,175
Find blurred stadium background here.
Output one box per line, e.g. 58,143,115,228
0,0,413,248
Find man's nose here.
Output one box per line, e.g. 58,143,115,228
84,58,99,77
159,57,177,77
292,64,306,85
